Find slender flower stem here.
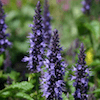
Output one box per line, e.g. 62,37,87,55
36,73,39,99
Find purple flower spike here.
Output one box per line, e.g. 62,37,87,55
22,1,44,73
41,29,67,100
0,0,11,54
73,43,89,100
81,0,91,15
43,0,52,47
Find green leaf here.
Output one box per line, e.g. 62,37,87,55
0,91,11,98
84,21,100,40
0,54,4,66
6,11,19,21
9,81,34,91
72,6,82,19
9,20,21,29
90,20,100,40
21,5,35,17
6,70,20,82
84,20,100,51
0,70,3,77
28,73,35,82
0,81,34,99
0,81,34,93
90,59,100,66
62,93,69,100
93,89,100,93
14,41,29,53
15,92,34,100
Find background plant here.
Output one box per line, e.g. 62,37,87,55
0,0,100,100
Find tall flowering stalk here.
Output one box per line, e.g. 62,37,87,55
43,0,52,47
72,43,89,100
0,0,11,54
41,29,66,100
22,1,45,73
81,0,91,15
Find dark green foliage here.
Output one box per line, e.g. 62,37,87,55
0,81,34,100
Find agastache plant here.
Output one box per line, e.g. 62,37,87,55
43,0,52,47
0,0,11,54
72,43,89,100
22,1,45,72
41,29,66,100
81,0,91,15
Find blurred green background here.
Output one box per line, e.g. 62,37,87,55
0,0,100,100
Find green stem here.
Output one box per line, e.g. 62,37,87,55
36,73,39,100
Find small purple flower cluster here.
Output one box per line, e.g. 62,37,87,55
72,43,89,100
41,29,66,100
43,0,52,47
22,1,45,72
0,0,11,54
81,0,91,15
